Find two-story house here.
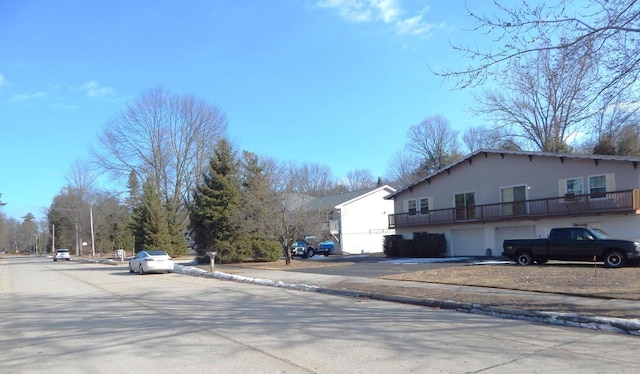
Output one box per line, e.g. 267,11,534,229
305,185,396,254
386,150,640,257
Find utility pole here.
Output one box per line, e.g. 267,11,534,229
90,205,96,257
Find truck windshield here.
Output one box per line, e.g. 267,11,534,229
591,228,611,239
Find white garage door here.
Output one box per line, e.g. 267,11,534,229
494,226,535,254
451,228,485,256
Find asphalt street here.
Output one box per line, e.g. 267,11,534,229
3,255,640,373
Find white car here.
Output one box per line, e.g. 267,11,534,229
53,249,70,261
129,250,174,275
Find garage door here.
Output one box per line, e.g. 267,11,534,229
494,226,535,253
451,228,485,256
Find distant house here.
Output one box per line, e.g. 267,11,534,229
305,185,396,254
386,150,640,257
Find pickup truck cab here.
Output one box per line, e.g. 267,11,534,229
503,227,640,268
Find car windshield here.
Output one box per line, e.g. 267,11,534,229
591,228,611,239
146,250,168,256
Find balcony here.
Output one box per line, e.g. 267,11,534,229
388,189,640,229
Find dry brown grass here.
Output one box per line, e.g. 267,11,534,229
384,264,640,300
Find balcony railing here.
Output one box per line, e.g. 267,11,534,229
388,189,640,229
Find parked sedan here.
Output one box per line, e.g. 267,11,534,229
129,250,174,275
53,249,71,261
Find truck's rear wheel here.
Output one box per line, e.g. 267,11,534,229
604,251,626,268
516,251,533,266
308,248,315,258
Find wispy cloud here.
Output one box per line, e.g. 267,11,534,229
72,81,114,98
396,14,443,35
317,0,400,23
317,1,441,36
9,91,46,103
0,73,6,87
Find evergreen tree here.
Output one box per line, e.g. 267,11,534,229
190,139,241,260
238,151,282,261
132,178,174,254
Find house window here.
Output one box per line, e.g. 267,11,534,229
565,178,583,196
560,177,583,200
419,197,430,214
407,199,417,215
454,192,475,220
501,185,526,216
589,175,606,198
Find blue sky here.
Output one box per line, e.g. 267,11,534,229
0,0,492,221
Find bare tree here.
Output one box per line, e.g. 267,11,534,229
239,157,322,265
473,41,596,152
345,169,376,191
385,149,425,189
406,115,461,174
462,124,518,153
289,162,334,197
437,0,640,106
580,89,640,155
92,87,227,226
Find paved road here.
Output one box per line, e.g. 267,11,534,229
2,256,640,373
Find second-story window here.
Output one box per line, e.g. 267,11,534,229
561,177,583,199
408,199,417,215
589,175,606,197
419,197,430,214
566,178,583,195
454,192,475,220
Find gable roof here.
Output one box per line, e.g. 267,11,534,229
386,149,640,200
305,185,396,211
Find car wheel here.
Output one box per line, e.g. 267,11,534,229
308,248,315,258
138,264,145,275
66,258,70,261
604,251,626,268
129,264,135,273
516,251,533,266
53,259,57,262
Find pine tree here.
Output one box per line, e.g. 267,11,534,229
131,178,173,254
190,139,241,260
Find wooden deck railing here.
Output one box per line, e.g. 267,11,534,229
388,189,640,229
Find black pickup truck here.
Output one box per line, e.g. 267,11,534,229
502,227,640,268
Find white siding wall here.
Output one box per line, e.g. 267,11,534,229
339,189,395,254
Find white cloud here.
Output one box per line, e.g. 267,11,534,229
317,0,442,37
373,0,400,23
317,0,401,23
395,15,442,36
0,73,6,86
9,91,46,103
73,81,114,98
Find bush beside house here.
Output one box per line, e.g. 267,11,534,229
383,233,446,258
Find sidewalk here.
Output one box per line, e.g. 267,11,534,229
209,264,640,336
